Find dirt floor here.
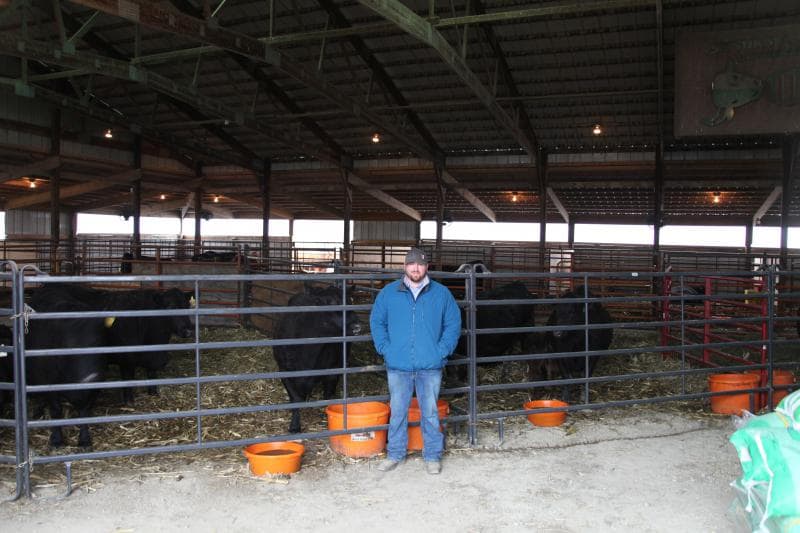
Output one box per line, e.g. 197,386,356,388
0,407,745,532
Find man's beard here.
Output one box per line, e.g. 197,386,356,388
406,271,425,283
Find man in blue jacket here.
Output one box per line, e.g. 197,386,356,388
370,247,461,474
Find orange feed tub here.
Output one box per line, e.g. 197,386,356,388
326,401,390,457
524,399,568,427
243,441,304,475
771,370,797,407
748,369,797,408
708,373,760,415
407,398,450,451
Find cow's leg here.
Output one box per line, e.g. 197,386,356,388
321,374,338,400
145,367,159,396
119,362,136,404
281,378,307,434
75,403,93,449
47,396,66,448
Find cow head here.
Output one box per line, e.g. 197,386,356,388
156,288,195,338
304,284,362,336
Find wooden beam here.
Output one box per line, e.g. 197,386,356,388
0,155,61,183
347,172,421,221
752,186,782,226
546,187,569,223
358,0,535,157
5,168,141,209
226,193,294,219
440,169,496,222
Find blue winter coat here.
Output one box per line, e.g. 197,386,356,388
369,278,462,371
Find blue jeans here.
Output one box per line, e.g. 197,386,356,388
386,369,444,462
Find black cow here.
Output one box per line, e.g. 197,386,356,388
0,324,13,411
451,280,537,383
119,252,172,273
272,284,362,433
525,286,613,401
26,295,109,448
32,284,194,404
191,251,238,262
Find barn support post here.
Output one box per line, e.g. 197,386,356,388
434,162,445,270
259,159,271,267
653,0,665,277
780,135,798,271
465,267,478,446
340,165,352,266
49,109,61,273
194,163,203,257
536,148,548,293
745,223,754,271
65,210,77,273
12,265,31,498
568,220,575,248
653,143,664,271
132,135,142,259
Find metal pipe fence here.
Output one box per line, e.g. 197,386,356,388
0,265,797,498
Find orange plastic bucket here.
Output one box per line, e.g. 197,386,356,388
708,373,760,414
747,369,797,408
524,399,568,427
771,370,797,407
326,401,390,457
407,398,449,451
243,441,304,475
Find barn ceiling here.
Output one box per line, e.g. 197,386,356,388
0,0,798,228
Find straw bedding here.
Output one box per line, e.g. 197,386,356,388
0,327,755,493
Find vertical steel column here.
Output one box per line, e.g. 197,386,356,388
537,148,547,275
434,163,445,271
194,163,203,257
340,166,352,266
260,159,271,267
765,267,776,410
49,109,61,273
132,135,142,259
653,0,664,277
780,136,798,271
466,268,478,445
12,265,30,498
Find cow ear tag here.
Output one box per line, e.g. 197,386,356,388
104,317,116,328
190,296,196,308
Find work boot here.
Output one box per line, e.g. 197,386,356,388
425,461,442,475
376,458,402,472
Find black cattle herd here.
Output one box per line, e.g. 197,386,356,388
0,262,615,446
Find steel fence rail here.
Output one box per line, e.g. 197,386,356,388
0,265,797,497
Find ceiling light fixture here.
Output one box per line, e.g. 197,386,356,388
712,191,721,204
28,177,36,189
511,191,518,202
104,128,113,139
214,195,220,203
592,124,602,135
372,132,380,143
159,193,166,200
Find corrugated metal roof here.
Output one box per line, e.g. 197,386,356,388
0,0,797,228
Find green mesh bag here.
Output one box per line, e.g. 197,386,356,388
730,391,800,532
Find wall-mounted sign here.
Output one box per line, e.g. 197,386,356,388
675,25,800,137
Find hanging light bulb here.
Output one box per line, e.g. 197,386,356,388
592,124,602,135
104,128,113,139
159,193,166,200
28,177,36,189
372,132,380,143
511,191,518,202
712,191,721,204
214,195,220,203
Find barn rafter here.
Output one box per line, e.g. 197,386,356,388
0,0,796,228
